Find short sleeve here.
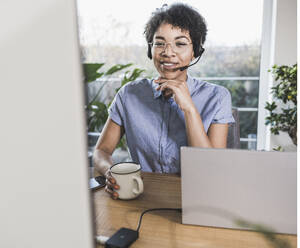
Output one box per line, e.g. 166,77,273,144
108,89,125,126
211,87,235,124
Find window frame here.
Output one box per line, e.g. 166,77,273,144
256,0,277,151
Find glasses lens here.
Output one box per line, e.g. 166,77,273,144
173,41,190,53
152,41,190,53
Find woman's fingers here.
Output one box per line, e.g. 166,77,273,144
112,192,118,200
158,82,177,93
105,171,115,183
163,90,173,98
155,79,182,89
105,186,119,199
105,171,119,188
104,171,120,200
105,185,114,194
105,177,120,190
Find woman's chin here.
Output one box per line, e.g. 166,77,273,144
160,71,187,80
159,71,180,80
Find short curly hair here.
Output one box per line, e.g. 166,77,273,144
144,3,207,59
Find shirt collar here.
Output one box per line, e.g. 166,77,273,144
151,74,195,99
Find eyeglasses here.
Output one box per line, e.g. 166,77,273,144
149,40,193,54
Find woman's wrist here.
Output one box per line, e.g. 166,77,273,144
182,104,198,115
93,149,113,177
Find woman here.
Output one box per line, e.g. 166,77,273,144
93,3,234,199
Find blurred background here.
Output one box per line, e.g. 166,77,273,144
76,0,297,163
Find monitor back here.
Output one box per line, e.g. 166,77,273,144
0,1,94,247
181,147,296,234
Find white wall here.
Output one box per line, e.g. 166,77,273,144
270,0,297,151
273,0,297,65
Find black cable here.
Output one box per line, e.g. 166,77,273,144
136,208,182,233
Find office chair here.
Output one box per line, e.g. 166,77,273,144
226,107,241,149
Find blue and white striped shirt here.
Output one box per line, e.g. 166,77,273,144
108,76,234,173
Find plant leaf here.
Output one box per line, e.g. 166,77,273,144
105,63,133,75
83,63,105,83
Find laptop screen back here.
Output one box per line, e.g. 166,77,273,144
181,147,296,234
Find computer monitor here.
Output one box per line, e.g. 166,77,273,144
0,1,95,247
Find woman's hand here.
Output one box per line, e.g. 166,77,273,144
104,170,120,200
154,77,195,112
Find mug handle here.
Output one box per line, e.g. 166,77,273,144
132,176,144,195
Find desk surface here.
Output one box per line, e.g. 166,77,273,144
93,172,297,248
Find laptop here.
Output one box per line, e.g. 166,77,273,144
181,147,297,234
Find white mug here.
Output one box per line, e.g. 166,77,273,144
110,162,144,200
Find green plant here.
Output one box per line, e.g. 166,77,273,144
235,219,292,248
84,63,130,131
265,64,297,146
83,63,145,149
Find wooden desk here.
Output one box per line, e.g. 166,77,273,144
93,172,297,248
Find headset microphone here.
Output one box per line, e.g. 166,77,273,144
179,56,201,71
178,47,205,71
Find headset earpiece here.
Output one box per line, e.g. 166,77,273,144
147,44,152,59
193,44,204,58
196,46,205,58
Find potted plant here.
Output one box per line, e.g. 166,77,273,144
83,63,145,150
265,64,297,148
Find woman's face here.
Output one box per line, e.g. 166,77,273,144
152,23,194,81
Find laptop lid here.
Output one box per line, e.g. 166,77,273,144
181,147,296,234
0,1,95,247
